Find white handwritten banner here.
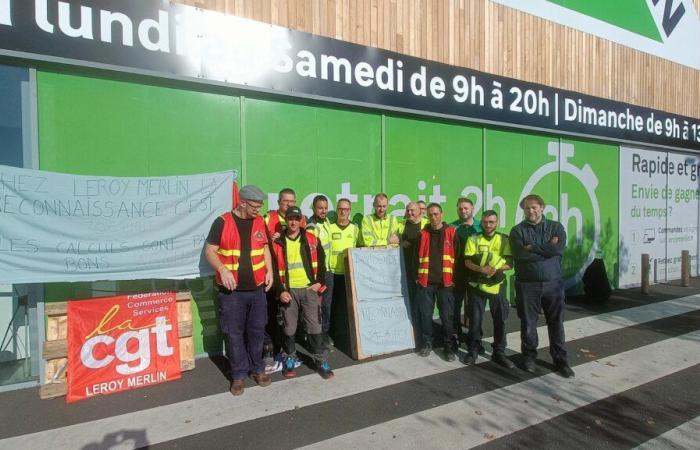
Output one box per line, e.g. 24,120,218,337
0,165,236,283
349,247,415,356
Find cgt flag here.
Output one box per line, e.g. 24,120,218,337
66,292,181,403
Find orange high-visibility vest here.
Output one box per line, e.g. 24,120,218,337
215,213,268,287
417,225,456,287
265,210,307,237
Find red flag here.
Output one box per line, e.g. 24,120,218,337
66,292,181,403
232,181,240,209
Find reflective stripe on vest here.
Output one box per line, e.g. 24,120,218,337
274,230,320,289
416,226,456,287
328,222,359,274
361,214,397,246
308,218,333,271
467,233,509,294
215,213,268,287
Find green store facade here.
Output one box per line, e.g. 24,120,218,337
1,0,698,390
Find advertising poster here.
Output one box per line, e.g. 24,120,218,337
664,152,700,279
485,131,618,290
66,292,181,403
560,138,619,289
618,146,668,287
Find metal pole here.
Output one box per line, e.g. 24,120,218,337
641,254,650,294
681,250,690,287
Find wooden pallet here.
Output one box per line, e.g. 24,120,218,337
40,291,195,400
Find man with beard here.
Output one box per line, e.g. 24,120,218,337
510,194,574,378
450,198,482,350
205,185,274,396
307,195,335,348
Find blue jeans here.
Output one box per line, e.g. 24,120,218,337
466,285,509,354
219,287,268,380
515,279,568,365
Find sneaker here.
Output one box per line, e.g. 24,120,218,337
555,363,575,378
250,372,272,387
522,357,536,373
418,345,432,357
318,361,335,380
230,379,244,396
492,352,515,369
463,352,477,365
283,355,298,378
444,347,456,362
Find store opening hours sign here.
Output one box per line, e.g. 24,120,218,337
66,292,181,403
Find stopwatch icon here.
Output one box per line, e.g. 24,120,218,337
515,142,601,289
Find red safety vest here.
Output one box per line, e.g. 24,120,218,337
417,225,456,287
273,230,319,289
266,210,306,237
216,212,268,287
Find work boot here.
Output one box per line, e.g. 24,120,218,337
230,379,244,396
522,356,536,373
443,346,456,362
463,352,478,365
418,344,432,357
250,372,272,387
450,334,460,353
492,352,515,369
554,362,575,378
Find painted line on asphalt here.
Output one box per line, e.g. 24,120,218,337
300,330,700,450
634,415,700,450
1,295,698,450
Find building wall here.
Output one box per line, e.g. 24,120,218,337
176,0,700,118
35,69,623,353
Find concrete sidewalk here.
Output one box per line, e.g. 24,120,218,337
0,279,698,442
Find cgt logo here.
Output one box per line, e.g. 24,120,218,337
67,293,181,402
80,305,175,375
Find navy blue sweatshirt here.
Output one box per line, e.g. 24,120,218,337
509,218,566,282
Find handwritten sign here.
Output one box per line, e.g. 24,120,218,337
346,247,414,358
0,165,236,283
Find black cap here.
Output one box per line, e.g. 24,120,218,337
285,206,303,219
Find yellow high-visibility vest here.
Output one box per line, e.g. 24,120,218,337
327,222,359,274
465,232,512,294
285,237,312,288
360,214,398,246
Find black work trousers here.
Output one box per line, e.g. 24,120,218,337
515,279,568,365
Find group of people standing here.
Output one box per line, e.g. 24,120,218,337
205,185,574,397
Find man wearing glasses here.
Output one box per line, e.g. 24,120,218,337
205,185,275,396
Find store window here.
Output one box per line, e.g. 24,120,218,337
0,64,39,387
